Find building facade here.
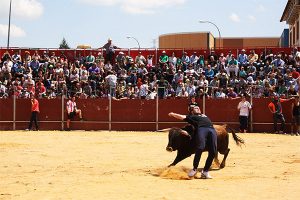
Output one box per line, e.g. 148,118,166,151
281,0,300,47
159,32,280,49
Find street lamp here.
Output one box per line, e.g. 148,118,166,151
126,36,141,50
199,20,221,49
7,0,12,49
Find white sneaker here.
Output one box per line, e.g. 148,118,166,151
188,169,197,177
201,170,213,179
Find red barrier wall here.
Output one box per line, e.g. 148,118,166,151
0,98,294,132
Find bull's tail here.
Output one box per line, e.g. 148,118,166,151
226,126,245,146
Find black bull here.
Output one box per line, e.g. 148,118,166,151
166,124,244,168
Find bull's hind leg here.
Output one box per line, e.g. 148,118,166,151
220,148,230,168
213,153,221,168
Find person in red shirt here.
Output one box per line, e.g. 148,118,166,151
26,95,40,131
268,94,290,134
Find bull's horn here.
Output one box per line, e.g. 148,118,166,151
180,130,192,139
157,128,171,132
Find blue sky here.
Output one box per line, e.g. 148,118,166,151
0,0,289,49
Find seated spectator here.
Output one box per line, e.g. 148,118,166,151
190,52,199,67
239,66,247,79
36,82,46,98
23,51,32,64
185,64,199,78
95,52,105,66
248,50,258,65
218,53,226,68
11,51,22,64
247,63,257,80
159,51,169,67
181,52,190,71
185,81,196,97
86,51,95,68
215,88,226,98
225,55,239,77
271,54,285,73
135,52,146,65
205,65,214,82
227,87,238,98
146,54,154,71
238,49,248,67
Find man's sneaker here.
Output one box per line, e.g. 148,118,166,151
25,129,30,131
188,169,197,177
201,170,213,179
80,118,84,122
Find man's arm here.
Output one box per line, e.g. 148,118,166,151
168,112,186,120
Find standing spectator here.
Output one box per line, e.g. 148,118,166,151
291,95,300,136
26,95,40,131
268,94,290,134
156,76,169,99
237,95,252,133
66,96,84,131
139,80,149,99
105,70,117,97
102,38,119,64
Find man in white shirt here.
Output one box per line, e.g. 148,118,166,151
237,95,252,133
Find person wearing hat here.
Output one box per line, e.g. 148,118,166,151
268,93,291,134
168,105,217,179
159,51,168,67
102,38,119,64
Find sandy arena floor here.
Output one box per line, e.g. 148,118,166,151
0,130,299,200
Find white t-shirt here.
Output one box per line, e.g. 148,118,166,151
238,101,252,116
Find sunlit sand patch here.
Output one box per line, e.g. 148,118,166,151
0,143,26,148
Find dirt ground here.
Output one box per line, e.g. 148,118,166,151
0,130,299,200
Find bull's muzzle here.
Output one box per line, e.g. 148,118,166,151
166,146,173,152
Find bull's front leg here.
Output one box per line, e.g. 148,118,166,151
168,151,191,167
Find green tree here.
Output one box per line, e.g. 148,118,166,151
59,38,70,49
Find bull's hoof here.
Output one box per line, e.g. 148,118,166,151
220,162,225,169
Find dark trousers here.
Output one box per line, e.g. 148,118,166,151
193,127,217,171
273,113,285,132
239,116,248,132
105,52,114,64
28,111,39,130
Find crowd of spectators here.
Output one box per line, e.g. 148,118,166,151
1,46,300,100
